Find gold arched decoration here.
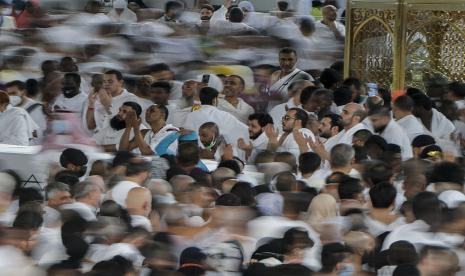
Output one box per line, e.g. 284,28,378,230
406,16,465,44
352,15,394,43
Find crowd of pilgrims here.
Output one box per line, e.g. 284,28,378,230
1,0,465,275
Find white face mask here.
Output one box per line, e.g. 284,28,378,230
8,95,21,107
1,7,12,16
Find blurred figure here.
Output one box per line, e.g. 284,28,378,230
108,0,137,23
0,0,15,30
59,148,89,178
61,180,102,221
0,91,37,145
217,75,255,124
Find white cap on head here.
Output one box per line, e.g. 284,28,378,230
438,190,465,208
113,0,127,9
238,1,255,12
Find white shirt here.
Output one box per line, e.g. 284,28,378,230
92,89,140,131
277,128,316,159
396,114,426,141
18,98,47,140
143,124,179,154
130,215,152,232
325,123,367,151
377,119,413,160
53,93,88,118
430,108,456,141
108,8,137,23
61,201,97,221
310,21,345,68
93,125,144,149
183,105,249,160
0,16,15,30
269,98,299,133
249,132,269,162
382,220,431,251
217,98,255,124
107,180,139,207
364,216,406,237
0,105,31,145
208,20,258,36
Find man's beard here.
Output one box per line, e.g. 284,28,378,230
201,16,211,21
374,124,388,134
250,131,262,140
319,131,332,139
110,115,126,130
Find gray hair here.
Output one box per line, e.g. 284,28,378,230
330,144,355,168
45,182,70,201
72,180,99,199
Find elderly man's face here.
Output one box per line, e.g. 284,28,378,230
279,52,297,73
323,5,338,22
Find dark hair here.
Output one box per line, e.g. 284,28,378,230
277,1,289,11
274,171,297,192
447,81,465,98
248,113,273,127
368,106,390,117
288,107,309,129
429,161,464,185
218,160,241,174
13,210,43,230
216,193,241,206
366,135,388,151
343,77,361,90
5,80,26,90
112,151,135,168
411,134,436,148
319,68,342,89
199,87,219,105
323,113,343,132
201,4,214,12
54,171,80,187
126,159,151,177
410,92,432,111
60,148,88,167
165,1,183,12
151,81,171,94
155,104,169,121
320,243,352,273
64,72,81,86
122,101,142,117
299,86,319,105
298,152,321,174
148,63,171,73
18,187,44,206
177,142,200,166
369,182,397,208
394,95,414,112
230,182,255,206
337,176,363,200
105,69,124,81
228,7,244,22
279,47,297,56
25,79,40,98
362,160,393,186
388,240,418,265
378,88,392,110
333,86,352,106
353,129,372,144
412,192,442,226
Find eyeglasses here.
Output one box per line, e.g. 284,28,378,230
282,115,297,121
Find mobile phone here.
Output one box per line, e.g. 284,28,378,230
367,83,378,97
202,74,210,84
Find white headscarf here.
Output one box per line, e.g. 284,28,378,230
238,1,255,12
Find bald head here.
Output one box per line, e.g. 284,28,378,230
341,103,366,129
212,167,236,189
145,178,172,196
170,175,195,203
126,187,152,217
288,80,315,99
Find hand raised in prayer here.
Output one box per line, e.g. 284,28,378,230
293,128,308,147
98,89,112,113
264,124,279,144
237,138,253,151
222,144,234,160
308,136,329,160
125,109,136,130
88,90,98,108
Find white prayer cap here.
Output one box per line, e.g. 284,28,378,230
195,73,224,92
113,0,127,9
438,190,465,208
238,1,255,12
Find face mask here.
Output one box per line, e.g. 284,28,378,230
51,120,71,134
9,95,21,106
62,87,79,98
204,136,217,150
1,7,12,15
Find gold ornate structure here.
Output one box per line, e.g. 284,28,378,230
344,0,465,90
